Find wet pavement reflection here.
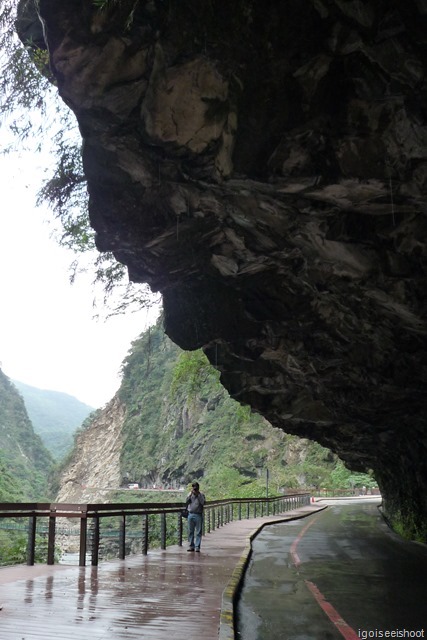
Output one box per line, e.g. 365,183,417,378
237,501,427,639
0,552,215,638
0,508,323,639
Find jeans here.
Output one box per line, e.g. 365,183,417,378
187,512,203,549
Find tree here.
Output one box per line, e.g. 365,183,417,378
329,460,375,491
0,0,159,315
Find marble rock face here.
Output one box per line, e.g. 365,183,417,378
17,0,427,539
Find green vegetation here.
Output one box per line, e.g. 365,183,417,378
384,499,427,544
119,325,180,480
170,350,220,400
0,370,54,501
12,380,94,459
0,370,58,566
0,451,25,502
0,529,54,567
329,460,375,493
0,0,156,315
116,319,370,499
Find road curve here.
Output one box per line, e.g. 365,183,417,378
236,500,427,640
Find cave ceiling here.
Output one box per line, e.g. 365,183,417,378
17,0,427,535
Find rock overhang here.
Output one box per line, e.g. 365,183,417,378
17,0,427,540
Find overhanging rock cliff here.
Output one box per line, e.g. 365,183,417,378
17,0,427,540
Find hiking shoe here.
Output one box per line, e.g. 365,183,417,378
195,548,200,552
187,547,195,552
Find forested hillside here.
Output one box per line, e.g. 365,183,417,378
57,319,375,503
13,380,94,459
117,321,339,497
0,370,54,500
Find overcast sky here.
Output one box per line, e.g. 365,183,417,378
0,146,160,408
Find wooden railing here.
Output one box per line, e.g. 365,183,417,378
0,493,310,567
311,487,381,497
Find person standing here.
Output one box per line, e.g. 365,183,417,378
186,482,205,552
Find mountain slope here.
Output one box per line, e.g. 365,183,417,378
119,322,336,496
56,398,124,503
13,380,94,459
57,320,342,503
0,370,54,500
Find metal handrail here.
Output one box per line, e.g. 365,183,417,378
0,492,310,567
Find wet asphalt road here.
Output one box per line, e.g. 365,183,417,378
236,500,427,640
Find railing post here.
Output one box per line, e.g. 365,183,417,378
79,513,88,567
2,497,316,569
91,515,100,566
142,514,149,555
119,514,126,560
160,513,166,550
178,513,183,546
47,509,56,565
27,514,37,566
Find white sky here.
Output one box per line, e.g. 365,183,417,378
0,147,160,408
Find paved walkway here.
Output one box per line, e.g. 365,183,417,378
237,499,425,639
0,505,323,639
